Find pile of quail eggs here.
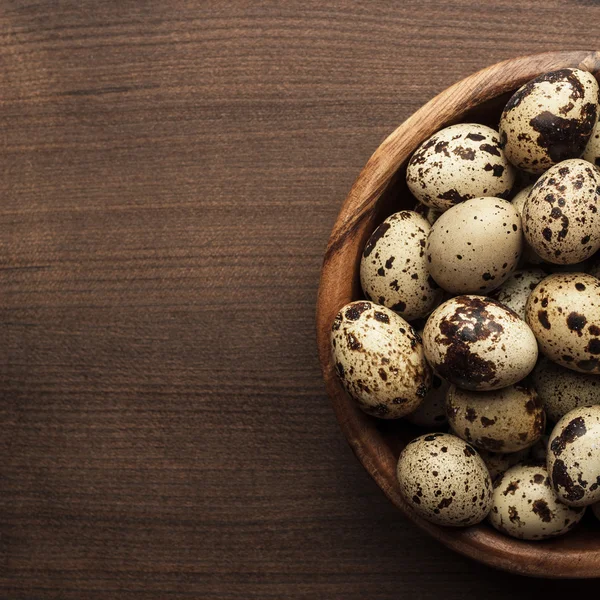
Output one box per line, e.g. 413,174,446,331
330,68,600,540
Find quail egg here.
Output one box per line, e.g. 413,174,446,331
330,301,431,418
446,384,545,452
511,185,545,266
522,159,600,264
489,268,547,319
499,68,599,174
406,123,515,211
489,463,586,540
360,211,443,320
427,197,523,294
396,432,493,526
423,295,538,390
547,405,600,507
531,355,600,422
525,273,600,373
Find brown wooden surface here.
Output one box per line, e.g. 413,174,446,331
3,1,600,597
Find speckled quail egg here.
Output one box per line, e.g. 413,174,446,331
499,68,599,174
489,463,585,540
427,197,523,294
330,301,431,418
530,435,550,461
423,295,538,390
414,201,442,225
447,384,545,452
532,355,600,422
360,211,442,320
405,372,449,428
489,269,547,319
522,159,600,264
396,432,493,526
582,113,600,167
547,406,600,507
478,448,531,481
525,273,600,373
406,124,515,211
512,184,546,266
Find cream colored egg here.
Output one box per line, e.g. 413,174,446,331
423,295,538,390
512,185,545,266
489,463,585,540
405,372,449,428
360,211,443,320
330,301,431,418
427,197,522,294
397,432,492,526
522,159,600,264
447,384,545,452
547,406,600,507
489,269,547,319
406,123,515,211
525,273,600,373
499,68,599,174
532,355,600,422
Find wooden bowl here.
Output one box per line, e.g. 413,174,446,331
316,50,600,578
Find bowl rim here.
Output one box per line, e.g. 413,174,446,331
316,50,600,578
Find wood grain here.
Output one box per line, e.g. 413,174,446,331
1,0,600,597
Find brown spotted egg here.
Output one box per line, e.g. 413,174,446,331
478,448,531,481
499,68,599,174
405,372,449,428
525,273,600,373
547,406,600,507
423,295,538,391
489,268,547,319
330,301,431,418
489,463,585,540
522,159,600,264
406,123,515,211
532,355,600,422
427,197,523,294
360,211,442,320
396,432,492,526
447,384,545,453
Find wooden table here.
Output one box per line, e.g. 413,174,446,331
1,1,599,597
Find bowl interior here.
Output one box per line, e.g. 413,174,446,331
317,51,600,578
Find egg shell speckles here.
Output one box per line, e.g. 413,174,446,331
522,159,600,264
489,463,585,540
447,384,545,452
360,211,443,320
499,68,599,174
426,197,523,294
405,372,449,428
547,406,600,507
532,355,600,422
512,186,545,266
423,295,538,391
406,123,515,211
478,448,531,481
396,432,493,526
525,273,600,373
489,268,547,319
330,301,431,418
